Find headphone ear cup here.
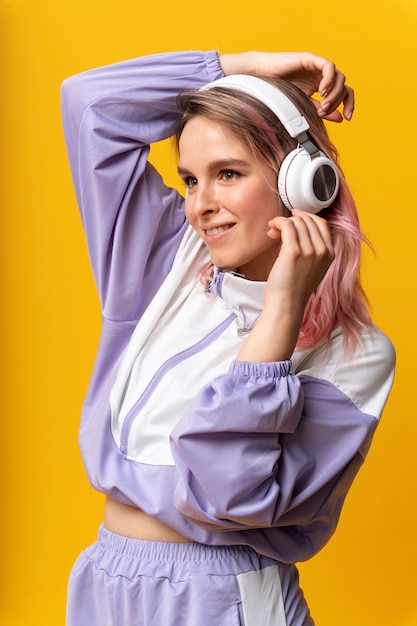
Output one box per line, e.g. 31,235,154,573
278,147,340,214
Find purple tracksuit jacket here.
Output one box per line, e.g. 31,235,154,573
61,50,395,565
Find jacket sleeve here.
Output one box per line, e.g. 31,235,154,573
170,331,395,558
60,51,222,321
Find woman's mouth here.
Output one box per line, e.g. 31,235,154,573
204,224,233,236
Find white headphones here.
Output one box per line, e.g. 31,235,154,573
200,74,339,213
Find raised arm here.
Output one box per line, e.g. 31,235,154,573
60,51,222,321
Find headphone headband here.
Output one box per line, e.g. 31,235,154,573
200,74,310,139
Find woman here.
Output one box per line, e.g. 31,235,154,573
61,50,395,625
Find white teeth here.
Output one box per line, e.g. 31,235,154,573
205,225,231,236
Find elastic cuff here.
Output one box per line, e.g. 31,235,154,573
229,359,292,379
204,50,224,81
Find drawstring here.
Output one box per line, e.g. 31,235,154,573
236,306,261,336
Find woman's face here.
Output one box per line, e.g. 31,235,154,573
178,115,283,281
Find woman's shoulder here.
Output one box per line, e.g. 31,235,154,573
292,324,395,419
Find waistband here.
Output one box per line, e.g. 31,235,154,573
92,525,278,579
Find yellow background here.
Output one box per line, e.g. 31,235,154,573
1,0,415,624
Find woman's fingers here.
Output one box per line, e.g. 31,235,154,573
267,211,334,296
269,211,333,255
319,84,355,121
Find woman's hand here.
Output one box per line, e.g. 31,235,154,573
236,211,334,363
265,210,335,311
219,51,354,122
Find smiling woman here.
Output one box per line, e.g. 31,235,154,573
60,49,395,626
178,116,281,280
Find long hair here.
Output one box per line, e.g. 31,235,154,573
173,78,372,352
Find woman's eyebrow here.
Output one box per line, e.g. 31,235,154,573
177,158,250,176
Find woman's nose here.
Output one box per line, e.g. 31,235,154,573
192,182,219,216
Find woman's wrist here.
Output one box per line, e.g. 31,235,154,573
218,52,258,77
236,306,303,363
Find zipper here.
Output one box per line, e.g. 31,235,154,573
119,313,237,456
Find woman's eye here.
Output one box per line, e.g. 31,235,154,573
183,176,198,189
221,170,240,181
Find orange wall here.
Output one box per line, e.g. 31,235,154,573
1,1,415,624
